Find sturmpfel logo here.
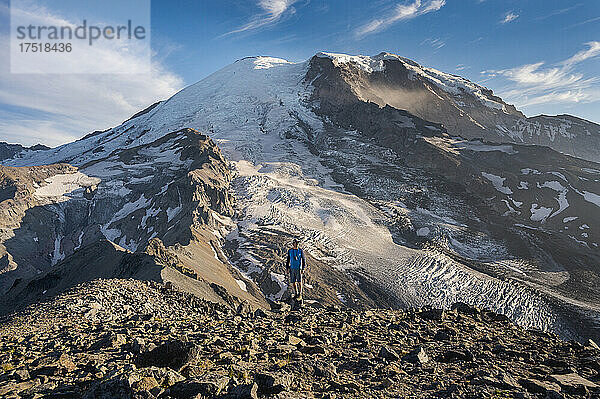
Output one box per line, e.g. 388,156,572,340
10,0,151,74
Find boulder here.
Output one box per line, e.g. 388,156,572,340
550,373,597,393
254,372,288,395
451,302,479,316
378,346,400,361
436,349,473,363
403,347,429,364
136,340,199,370
519,378,561,394
226,382,258,399
418,309,444,321
167,375,230,398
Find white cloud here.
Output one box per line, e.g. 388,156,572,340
536,4,582,21
0,3,183,147
224,0,298,36
485,62,593,90
482,42,600,107
567,16,600,29
516,90,595,107
421,37,446,49
356,0,445,37
563,41,600,67
500,12,519,24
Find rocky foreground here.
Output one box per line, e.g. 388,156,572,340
0,279,599,398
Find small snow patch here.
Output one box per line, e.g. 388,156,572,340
581,191,600,208
417,227,430,237
316,52,385,73
236,279,248,292
35,172,100,200
482,172,513,195
530,204,552,222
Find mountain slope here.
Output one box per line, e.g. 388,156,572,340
315,52,600,162
1,279,599,398
2,52,600,341
0,142,50,162
0,129,268,313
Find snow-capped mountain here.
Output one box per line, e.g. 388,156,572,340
314,52,600,162
2,52,600,341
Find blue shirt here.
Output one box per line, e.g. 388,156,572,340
287,248,305,269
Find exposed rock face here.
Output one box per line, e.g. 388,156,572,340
0,142,50,162
314,52,600,162
0,129,267,313
306,55,600,340
0,163,82,286
1,278,599,398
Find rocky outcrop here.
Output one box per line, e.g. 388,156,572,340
0,142,50,162
1,278,599,398
0,129,267,313
310,53,600,162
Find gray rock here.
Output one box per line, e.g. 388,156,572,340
404,347,429,364
167,375,230,398
436,349,474,363
450,302,479,316
550,373,597,390
519,378,561,394
378,346,400,361
13,369,30,381
418,309,444,321
254,372,288,395
136,340,199,371
227,382,258,399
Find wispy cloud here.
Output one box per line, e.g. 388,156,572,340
482,42,600,107
356,0,445,37
224,0,298,36
421,37,446,49
535,3,582,21
567,16,600,29
500,12,519,24
0,3,183,147
562,41,600,67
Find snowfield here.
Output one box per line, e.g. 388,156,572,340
34,172,100,201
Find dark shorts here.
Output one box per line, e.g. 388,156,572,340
289,268,302,283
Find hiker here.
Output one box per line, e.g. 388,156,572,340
286,239,306,302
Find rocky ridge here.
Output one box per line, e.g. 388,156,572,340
0,128,271,313
314,52,600,163
0,143,50,163
1,278,599,398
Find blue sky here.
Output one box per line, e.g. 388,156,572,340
1,0,599,146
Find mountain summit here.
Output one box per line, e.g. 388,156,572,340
313,52,600,162
1,52,600,342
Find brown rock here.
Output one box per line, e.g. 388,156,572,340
519,378,561,394
58,353,77,372
132,376,159,392
550,373,597,389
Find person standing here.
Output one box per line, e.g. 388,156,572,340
286,239,306,302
